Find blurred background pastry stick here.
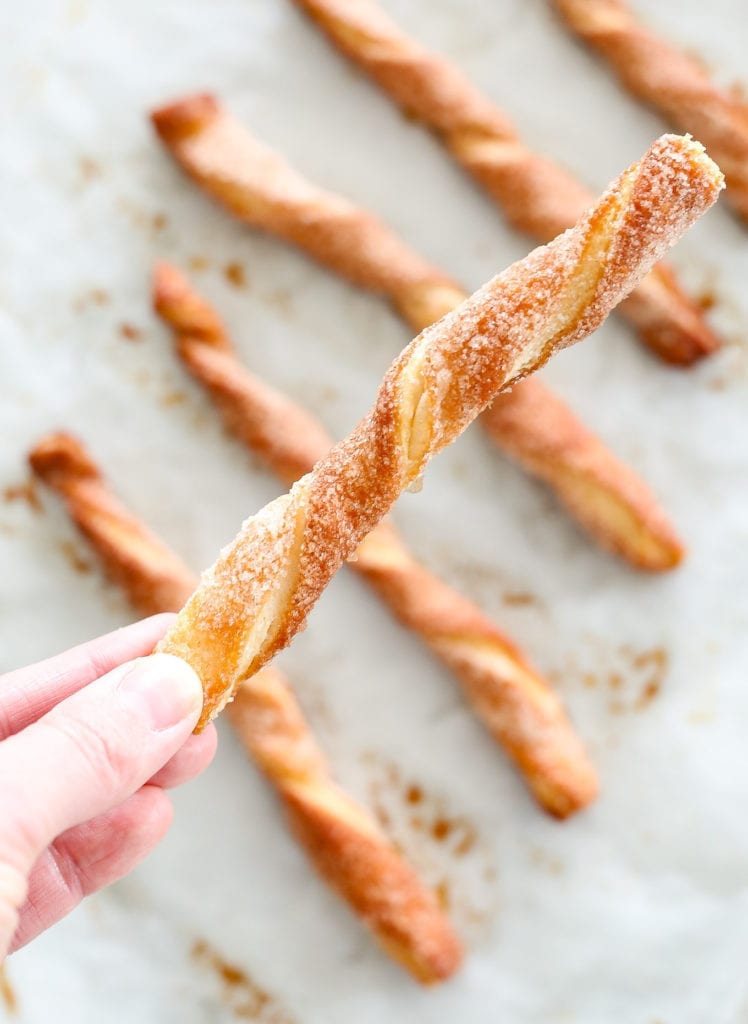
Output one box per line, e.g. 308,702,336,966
28,431,463,985
150,95,684,571
480,380,683,570
153,135,723,726
552,0,748,223
155,262,599,818
289,0,721,365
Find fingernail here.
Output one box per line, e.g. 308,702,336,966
116,654,203,732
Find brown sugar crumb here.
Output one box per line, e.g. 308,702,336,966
431,818,452,842
696,289,717,312
161,389,188,407
434,879,450,910
224,261,246,288
59,540,92,575
73,287,110,312
636,680,661,710
119,322,143,342
502,591,537,608
191,939,294,1023
3,479,41,512
78,155,101,183
366,755,479,860
189,255,211,271
0,964,17,1016
529,847,563,875
453,827,476,858
152,212,168,232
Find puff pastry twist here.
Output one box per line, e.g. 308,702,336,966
152,134,722,728
553,0,748,223
289,0,721,363
154,262,598,818
29,432,462,984
152,95,685,569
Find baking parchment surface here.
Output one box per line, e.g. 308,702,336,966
2,1,748,1021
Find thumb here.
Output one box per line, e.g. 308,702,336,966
0,653,202,892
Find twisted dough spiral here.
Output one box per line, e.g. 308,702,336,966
29,432,462,984
155,262,598,817
153,135,722,728
290,0,721,363
553,0,748,223
151,95,684,569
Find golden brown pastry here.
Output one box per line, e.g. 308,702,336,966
152,134,722,728
154,262,598,818
553,0,748,222
29,432,462,984
151,95,684,569
289,0,721,363
480,380,683,570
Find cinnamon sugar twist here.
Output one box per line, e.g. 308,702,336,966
151,135,722,729
289,0,721,364
29,432,462,984
553,0,748,223
155,262,598,818
151,95,684,569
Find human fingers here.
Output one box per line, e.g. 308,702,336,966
0,651,201,954
147,722,217,789
0,614,176,741
9,784,172,955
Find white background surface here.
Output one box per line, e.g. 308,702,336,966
2,1,748,1021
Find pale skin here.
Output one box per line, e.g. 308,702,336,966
0,614,217,960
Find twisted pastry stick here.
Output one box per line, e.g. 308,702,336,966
29,432,462,984
151,95,684,570
153,135,722,729
154,262,598,818
289,0,721,364
553,0,748,223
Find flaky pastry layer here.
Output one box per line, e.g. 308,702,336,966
152,135,722,728
155,262,598,817
152,95,685,569
29,432,462,984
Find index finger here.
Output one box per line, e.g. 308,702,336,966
0,614,175,740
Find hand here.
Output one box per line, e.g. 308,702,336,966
0,614,216,960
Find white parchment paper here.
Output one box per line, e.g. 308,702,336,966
2,1,748,1021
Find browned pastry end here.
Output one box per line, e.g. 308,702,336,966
152,136,722,728
30,432,462,983
228,676,462,982
156,263,598,817
481,379,684,570
288,0,721,363
553,0,748,223
29,433,196,615
151,98,686,570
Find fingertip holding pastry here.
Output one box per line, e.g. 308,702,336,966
31,439,462,981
